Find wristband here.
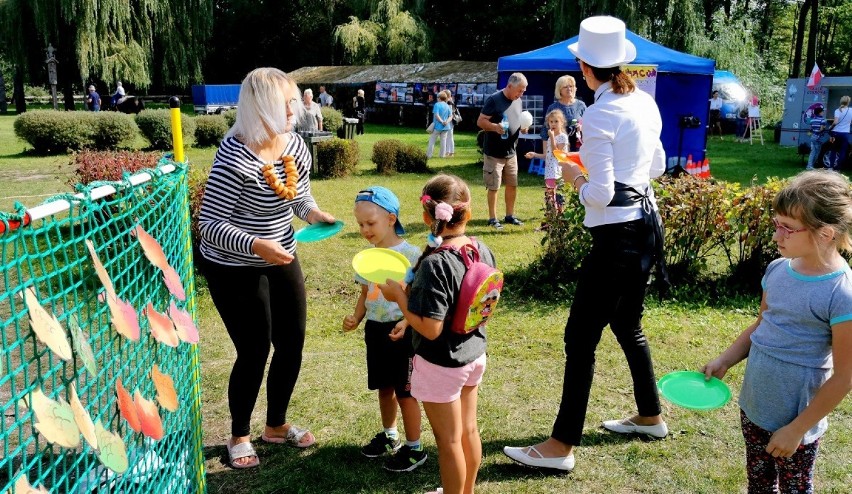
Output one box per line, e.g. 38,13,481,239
572,175,585,189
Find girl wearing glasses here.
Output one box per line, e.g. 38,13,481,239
702,170,852,493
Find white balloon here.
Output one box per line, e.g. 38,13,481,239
519,111,533,129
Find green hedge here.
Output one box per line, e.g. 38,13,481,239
222,109,237,128
14,111,138,153
136,109,195,150
194,115,229,147
531,174,785,296
371,139,428,174
316,138,359,178
320,107,344,134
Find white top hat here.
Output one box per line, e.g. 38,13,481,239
568,16,636,69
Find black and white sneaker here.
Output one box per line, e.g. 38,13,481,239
383,445,428,472
488,218,504,230
503,215,524,226
361,432,401,458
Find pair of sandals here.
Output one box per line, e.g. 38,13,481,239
227,425,316,469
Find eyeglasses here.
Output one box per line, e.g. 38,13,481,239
772,217,808,239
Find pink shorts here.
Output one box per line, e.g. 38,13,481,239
545,178,557,189
411,354,487,403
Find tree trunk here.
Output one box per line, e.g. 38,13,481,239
792,0,811,78
805,0,819,75
13,67,26,114
0,70,7,114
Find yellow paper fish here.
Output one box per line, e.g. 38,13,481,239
22,287,73,361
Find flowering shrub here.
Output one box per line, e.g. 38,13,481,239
70,150,161,185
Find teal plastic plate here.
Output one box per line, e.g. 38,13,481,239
293,221,344,243
657,370,732,410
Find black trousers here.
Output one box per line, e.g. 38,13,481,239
551,219,662,446
203,256,307,437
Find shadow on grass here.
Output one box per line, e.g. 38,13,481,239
203,430,656,493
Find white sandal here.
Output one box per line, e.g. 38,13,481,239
227,440,259,469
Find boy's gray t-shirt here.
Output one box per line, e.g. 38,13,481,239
740,257,852,443
407,240,496,368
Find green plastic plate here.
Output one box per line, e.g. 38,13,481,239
352,248,411,284
293,221,344,243
657,370,732,410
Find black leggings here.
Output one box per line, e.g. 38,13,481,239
203,257,307,437
551,219,662,446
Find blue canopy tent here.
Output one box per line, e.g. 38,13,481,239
498,30,715,168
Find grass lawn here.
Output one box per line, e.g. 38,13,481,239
1,117,850,493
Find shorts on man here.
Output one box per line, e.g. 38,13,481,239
482,155,519,190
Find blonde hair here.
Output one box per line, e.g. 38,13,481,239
438,91,448,102
553,75,577,99
841,95,851,108
357,89,365,97
545,109,567,132
227,67,300,147
773,170,852,252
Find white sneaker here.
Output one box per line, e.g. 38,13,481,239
602,418,668,438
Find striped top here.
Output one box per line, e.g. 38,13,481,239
198,134,319,267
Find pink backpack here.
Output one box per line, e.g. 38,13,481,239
434,240,504,334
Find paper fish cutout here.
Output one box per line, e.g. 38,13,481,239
94,420,129,474
132,225,169,270
87,239,140,341
115,378,141,433
19,388,80,448
85,239,116,299
21,287,73,361
13,475,50,493
151,365,179,412
169,301,199,344
68,314,97,377
134,390,164,440
133,225,187,301
145,302,179,347
69,383,97,450
162,265,187,301
107,296,140,341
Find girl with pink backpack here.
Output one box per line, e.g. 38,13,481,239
379,174,501,494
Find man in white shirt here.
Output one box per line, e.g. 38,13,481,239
318,86,334,108
709,90,723,139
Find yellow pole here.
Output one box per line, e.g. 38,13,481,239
170,95,203,490
169,96,185,163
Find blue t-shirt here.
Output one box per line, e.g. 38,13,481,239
354,240,422,323
739,258,852,443
433,101,452,132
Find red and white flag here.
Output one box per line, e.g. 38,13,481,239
806,63,824,89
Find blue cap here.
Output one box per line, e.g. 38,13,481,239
355,186,405,235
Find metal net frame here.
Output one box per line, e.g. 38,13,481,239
0,157,204,493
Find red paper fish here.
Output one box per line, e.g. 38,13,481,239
145,302,179,347
115,378,141,433
134,390,164,440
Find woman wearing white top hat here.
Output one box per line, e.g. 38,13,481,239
504,16,668,472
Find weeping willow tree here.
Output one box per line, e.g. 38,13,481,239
333,0,429,64
0,0,211,110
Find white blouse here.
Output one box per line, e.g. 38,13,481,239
577,82,665,228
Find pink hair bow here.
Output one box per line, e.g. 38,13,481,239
434,202,454,222
420,194,432,205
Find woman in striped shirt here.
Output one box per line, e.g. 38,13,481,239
198,67,336,469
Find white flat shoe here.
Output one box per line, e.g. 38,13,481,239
503,445,575,471
602,418,668,438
